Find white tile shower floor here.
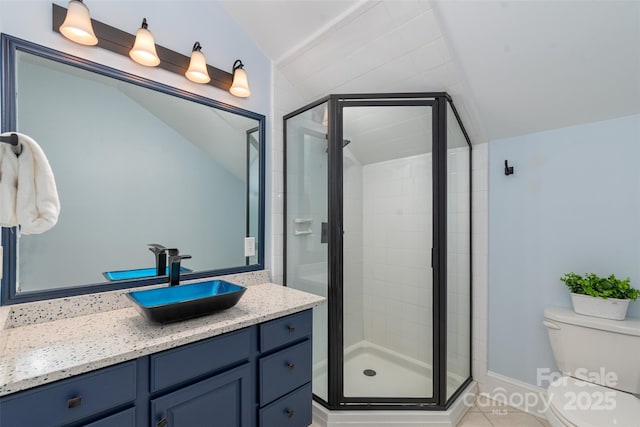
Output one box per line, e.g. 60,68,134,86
314,341,464,399
343,343,433,397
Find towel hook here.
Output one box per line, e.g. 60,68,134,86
0,133,22,156
504,160,514,176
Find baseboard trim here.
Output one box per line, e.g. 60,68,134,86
311,382,478,427
479,371,548,418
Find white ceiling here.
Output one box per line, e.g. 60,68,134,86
436,0,640,141
219,0,361,63
221,0,640,143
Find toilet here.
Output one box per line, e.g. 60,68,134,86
543,307,640,427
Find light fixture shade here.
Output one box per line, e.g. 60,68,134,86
129,18,160,67
185,42,211,84
230,60,251,98
59,0,98,46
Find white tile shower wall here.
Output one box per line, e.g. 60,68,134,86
447,146,471,379
362,154,433,362
343,148,365,348
471,143,489,386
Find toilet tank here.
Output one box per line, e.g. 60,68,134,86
544,307,640,394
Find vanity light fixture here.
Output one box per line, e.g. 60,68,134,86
59,0,98,46
229,60,251,98
129,18,160,67
52,3,250,97
185,42,211,84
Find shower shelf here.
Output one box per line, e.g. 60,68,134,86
293,218,312,236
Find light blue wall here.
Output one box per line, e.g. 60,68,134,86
488,114,640,386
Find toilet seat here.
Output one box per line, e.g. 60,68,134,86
546,376,640,427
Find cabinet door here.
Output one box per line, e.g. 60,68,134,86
151,364,252,427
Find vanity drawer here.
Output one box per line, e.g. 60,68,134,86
260,309,312,352
82,407,136,427
150,327,253,392
0,361,136,427
259,383,312,427
259,339,311,405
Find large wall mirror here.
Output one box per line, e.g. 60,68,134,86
1,35,265,304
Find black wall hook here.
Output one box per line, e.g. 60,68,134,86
0,133,18,146
0,132,22,156
504,160,514,176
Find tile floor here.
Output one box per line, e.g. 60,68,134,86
309,397,551,427
458,396,550,427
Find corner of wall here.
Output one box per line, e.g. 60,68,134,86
471,142,489,385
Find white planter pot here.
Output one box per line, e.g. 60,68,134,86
570,293,630,320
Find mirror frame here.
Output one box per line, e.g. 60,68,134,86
0,34,266,305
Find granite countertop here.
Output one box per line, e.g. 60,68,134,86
0,281,325,397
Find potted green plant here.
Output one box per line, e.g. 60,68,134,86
560,272,640,320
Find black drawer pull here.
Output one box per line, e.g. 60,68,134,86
287,362,295,371
286,409,294,418
67,396,82,409
157,417,168,427
288,325,295,333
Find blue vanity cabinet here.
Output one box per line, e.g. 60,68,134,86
258,310,313,427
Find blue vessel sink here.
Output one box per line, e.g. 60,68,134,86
126,280,247,323
103,266,192,281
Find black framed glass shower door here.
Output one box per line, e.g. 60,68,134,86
336,99,437,406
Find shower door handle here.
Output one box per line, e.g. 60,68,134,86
321,222,328,243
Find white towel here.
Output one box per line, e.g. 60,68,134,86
0,132,60,234
0,142,19,228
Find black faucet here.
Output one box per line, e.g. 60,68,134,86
148,243,168,276
167,248,192,286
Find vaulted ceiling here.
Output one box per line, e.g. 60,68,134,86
221,0,640,144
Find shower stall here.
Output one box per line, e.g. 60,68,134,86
284,93,471,412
